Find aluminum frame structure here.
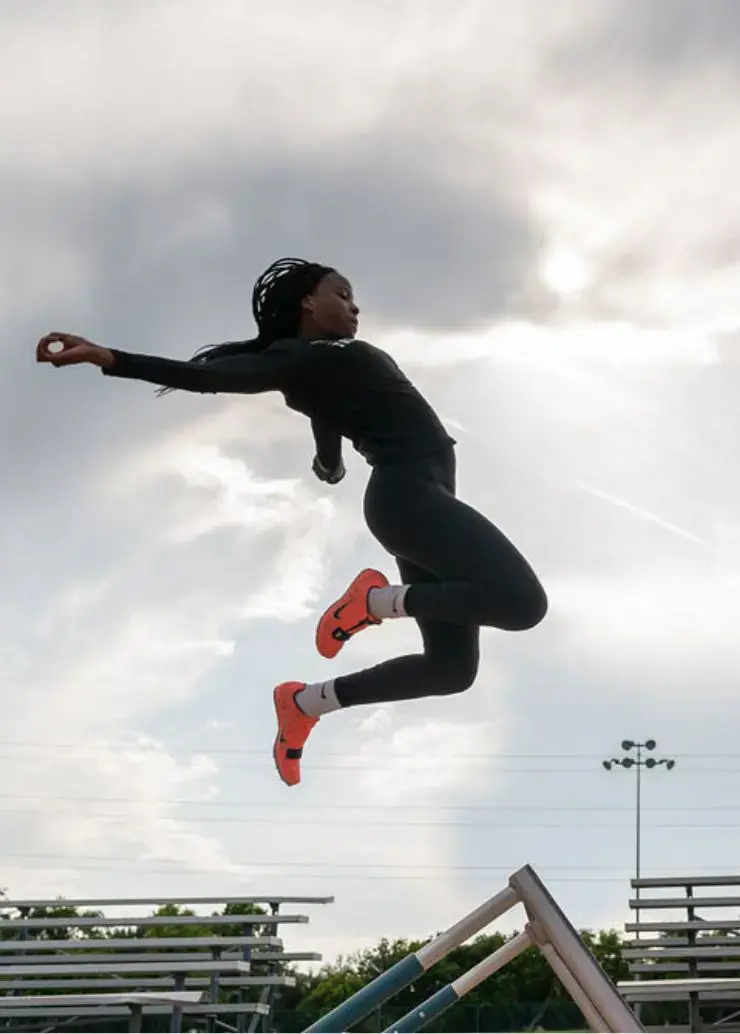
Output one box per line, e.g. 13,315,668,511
304,864,645,1034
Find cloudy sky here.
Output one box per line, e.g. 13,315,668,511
3,0,740,969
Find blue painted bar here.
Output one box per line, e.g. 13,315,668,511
303,954,424,1033
383,985,459,1033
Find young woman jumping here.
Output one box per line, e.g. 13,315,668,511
36,257,548,787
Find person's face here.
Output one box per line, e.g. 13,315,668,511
302,272,359,339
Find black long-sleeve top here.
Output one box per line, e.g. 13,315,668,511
102,336,455,468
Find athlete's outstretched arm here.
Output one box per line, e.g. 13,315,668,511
101,348,296,395
311,416,345,484
36,333,301,395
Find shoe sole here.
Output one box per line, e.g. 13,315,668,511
272,686,297,787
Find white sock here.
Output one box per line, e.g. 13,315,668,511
295,680,342,718
367,585,409,620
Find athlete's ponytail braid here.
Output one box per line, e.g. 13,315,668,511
157,257,333,395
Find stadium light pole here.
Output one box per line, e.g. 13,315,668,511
602,739,676,929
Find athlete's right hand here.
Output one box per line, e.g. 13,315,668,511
36,332,115,368
312,455,346,485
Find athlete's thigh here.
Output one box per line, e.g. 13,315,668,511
396,556,480,666
375,477,537,587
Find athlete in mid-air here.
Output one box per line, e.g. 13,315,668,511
36,257,548,786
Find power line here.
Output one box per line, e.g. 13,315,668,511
0,793,737,811
1,813,739,829
1,754,739,773
3,855,738,886
0,742,736,759
0,743,638,754
0,855,636,870
0,854,728,884
0,870,632,884
2,854,738,874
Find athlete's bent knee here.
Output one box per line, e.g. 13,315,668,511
506,582,548,631
428,658,479,696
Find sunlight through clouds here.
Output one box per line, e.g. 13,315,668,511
541,247,591,296
3,0,740,962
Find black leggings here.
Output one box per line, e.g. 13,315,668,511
334,446,548,708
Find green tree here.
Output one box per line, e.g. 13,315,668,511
109,902,203,939
17,904,106,941
213,899,269,937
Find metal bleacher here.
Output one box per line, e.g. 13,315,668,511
617,875,740,1033
0,893,333,1033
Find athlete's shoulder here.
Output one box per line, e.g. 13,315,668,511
310,337,391,358
305,337,398,367
352,338,405,372
267,336,306,352
308,336,357,349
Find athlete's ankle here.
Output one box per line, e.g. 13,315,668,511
367,585,409,620
295,680,341,718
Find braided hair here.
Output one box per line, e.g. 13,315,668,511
156,257,333,394
196,257,333,362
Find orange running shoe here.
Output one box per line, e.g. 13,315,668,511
316,568,390,660
273,682,318,787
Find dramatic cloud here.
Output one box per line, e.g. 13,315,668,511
573,0,740,75
2,0,740,968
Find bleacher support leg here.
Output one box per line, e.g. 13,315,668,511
170,973,185,1034
128,1004,143,1033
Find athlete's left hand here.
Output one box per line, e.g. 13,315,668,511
312,456,345,485
36,332,115,368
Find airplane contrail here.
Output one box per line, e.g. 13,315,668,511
578,482,709,549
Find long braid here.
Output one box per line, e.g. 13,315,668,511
157,257,333,395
